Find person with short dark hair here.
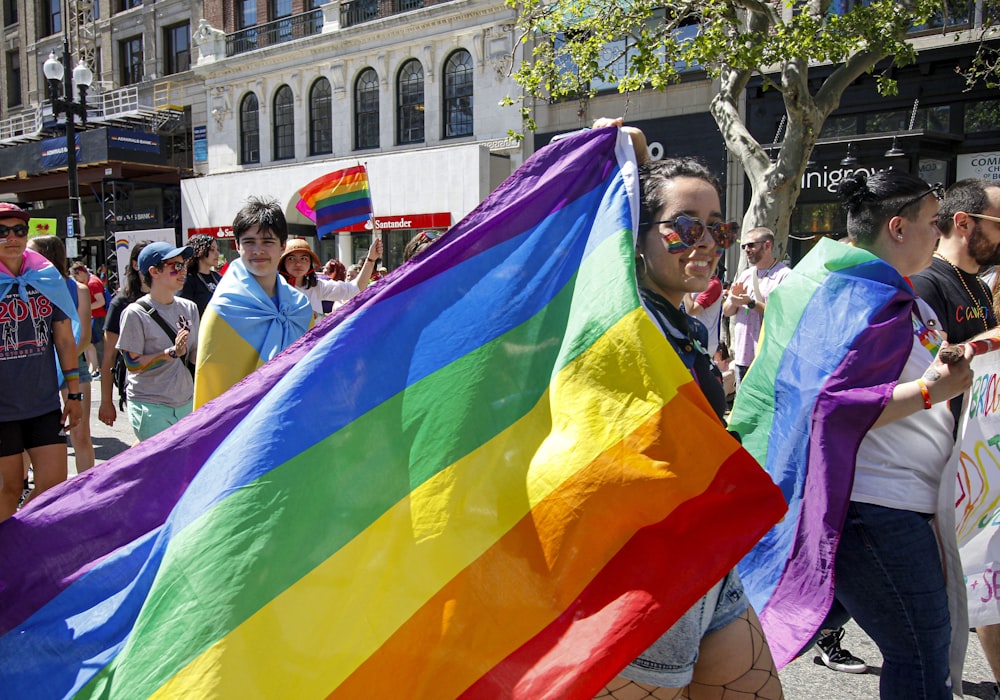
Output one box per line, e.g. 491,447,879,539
913,178,1000,693
193,197,312,409
723,226,790,382
0,203,82,519
117,242,200,441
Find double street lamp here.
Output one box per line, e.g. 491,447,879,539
43,45,93,239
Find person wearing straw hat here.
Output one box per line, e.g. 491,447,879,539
278,237,380,316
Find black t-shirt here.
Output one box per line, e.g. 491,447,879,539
103,294,134,337
912,256,997,431
912,256,997,344
179,270,221,315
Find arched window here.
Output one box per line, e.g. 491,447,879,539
309,78,332,155
273,84,295,160
396,59,424,145
240,92,260,164
354,68,379,150
443,50,473,138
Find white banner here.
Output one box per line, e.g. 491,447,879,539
955,350,1000,626
113,229,176,289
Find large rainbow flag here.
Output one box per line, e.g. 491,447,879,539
728,237,918,667
0,128,785,699
295,164,373,238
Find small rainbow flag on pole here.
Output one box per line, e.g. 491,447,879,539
0,129,785,699
295,164,373,238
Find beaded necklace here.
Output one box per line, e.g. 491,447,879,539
933,252,992,332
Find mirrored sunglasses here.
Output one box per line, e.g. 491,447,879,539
642,215,738,253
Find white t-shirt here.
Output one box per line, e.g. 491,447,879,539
300,278,361,315
851,299,953,513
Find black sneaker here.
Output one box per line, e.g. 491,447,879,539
815,627,867,674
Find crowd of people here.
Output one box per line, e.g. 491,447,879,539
4,123,1000,698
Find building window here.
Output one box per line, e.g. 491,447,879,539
164,22,190,75
240,93,260,164
355,68,379,150
443,50,473,139
6,51,20,107
270,0,292,41
41,0,61,35
396,59,424,145
119,35,143,85
273,84,294,160
309,78,332,155
239,0,256,28
4,0,18,27
116,0,141,12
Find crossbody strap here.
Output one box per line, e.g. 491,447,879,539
136,299,177,343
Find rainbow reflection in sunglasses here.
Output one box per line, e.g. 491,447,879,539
641,216,739,253
0,224,29,239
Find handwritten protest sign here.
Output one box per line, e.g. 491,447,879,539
956,349,1000,627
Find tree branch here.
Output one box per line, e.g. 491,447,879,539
814,48,889,116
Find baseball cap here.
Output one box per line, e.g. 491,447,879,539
0,203,30,223
138,241,194,272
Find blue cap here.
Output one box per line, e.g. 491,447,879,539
138,241,194,273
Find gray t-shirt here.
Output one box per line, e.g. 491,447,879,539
116,294,200,407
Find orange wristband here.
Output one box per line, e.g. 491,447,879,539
916,378,932,409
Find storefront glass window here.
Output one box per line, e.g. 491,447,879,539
966,100,1000,134
787,202,847,265
819,114,858,138
864,105,949,133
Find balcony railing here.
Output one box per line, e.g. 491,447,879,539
340,0,423,28
226,9,323,57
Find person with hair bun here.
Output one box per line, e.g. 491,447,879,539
731,169,974,699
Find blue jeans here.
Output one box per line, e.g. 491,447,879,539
831,501,951,700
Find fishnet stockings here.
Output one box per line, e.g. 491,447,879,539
594,611,783,700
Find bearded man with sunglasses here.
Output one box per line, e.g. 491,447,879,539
116,242,200,441
722,227,791,382
912,178,1000,697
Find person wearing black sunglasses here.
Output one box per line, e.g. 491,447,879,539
600,158,783,700
722,227,791,383
0,202,83,520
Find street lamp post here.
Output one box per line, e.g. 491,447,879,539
43,44,93,239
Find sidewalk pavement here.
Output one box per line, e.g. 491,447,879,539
64,388,1000,698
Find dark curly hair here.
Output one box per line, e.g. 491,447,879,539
837,169,933,246
185,234,216,273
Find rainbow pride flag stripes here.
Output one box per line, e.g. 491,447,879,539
729,237,917,667
0,128,784,698
295,164,373,238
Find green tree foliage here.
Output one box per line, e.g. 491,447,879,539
508,0,942,250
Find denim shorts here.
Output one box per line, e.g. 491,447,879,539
621,568,748,688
